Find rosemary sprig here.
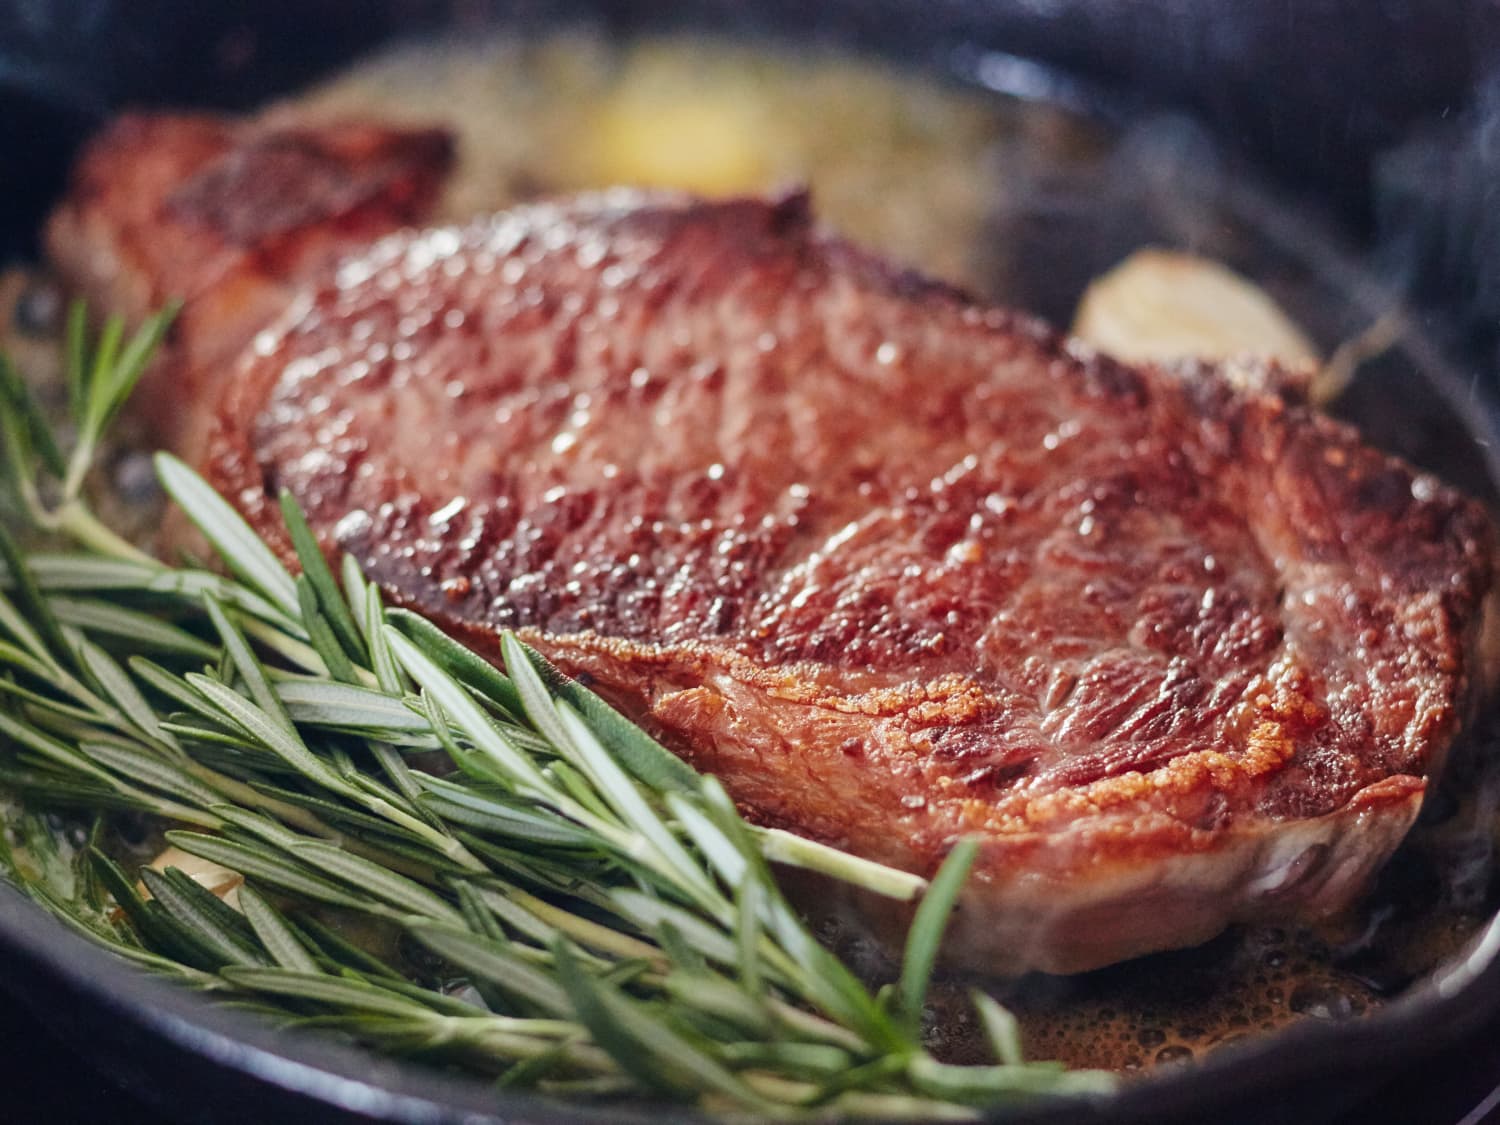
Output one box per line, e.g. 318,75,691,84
0,305,1115,1117
2,304,177,563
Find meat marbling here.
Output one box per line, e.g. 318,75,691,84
47,115,1497,974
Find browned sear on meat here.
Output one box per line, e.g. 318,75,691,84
46,115,1497,974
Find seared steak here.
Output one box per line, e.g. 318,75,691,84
46,113,452,451
49,117,1496,974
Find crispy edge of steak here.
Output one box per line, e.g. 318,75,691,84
177,189,1500,974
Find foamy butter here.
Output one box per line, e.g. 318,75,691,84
271,31,1035,295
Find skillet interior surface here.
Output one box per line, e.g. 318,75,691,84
0,2,1497,1121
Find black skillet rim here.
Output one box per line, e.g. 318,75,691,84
2,5,1499,1123
4,854,1500,1124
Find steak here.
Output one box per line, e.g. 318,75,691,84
46,113,452,451
48,115,1497,974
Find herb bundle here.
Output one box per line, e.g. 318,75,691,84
0,307,1113,1117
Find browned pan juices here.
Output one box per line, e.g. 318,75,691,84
7,26,1499,1083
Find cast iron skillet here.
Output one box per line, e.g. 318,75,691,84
0,2,1497,1122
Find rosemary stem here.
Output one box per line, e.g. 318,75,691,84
754,826,927,901
450,1020,617,1073
118,787,223,830
61,437,97,506
236,614,328,677
52,500,160,566
360,795,487,874
181,762,334,836
762,999,870,1053
505,886,667,965
11,475,47,531
738,1075,980,1121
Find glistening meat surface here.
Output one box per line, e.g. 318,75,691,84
51,120,1497,974
46,113,452,452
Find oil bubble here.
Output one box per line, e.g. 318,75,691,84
1289,983,1356,1021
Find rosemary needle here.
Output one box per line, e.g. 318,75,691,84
0,303,1115,1117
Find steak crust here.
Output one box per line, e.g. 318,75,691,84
46,113,452,451
49,119,1496,974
